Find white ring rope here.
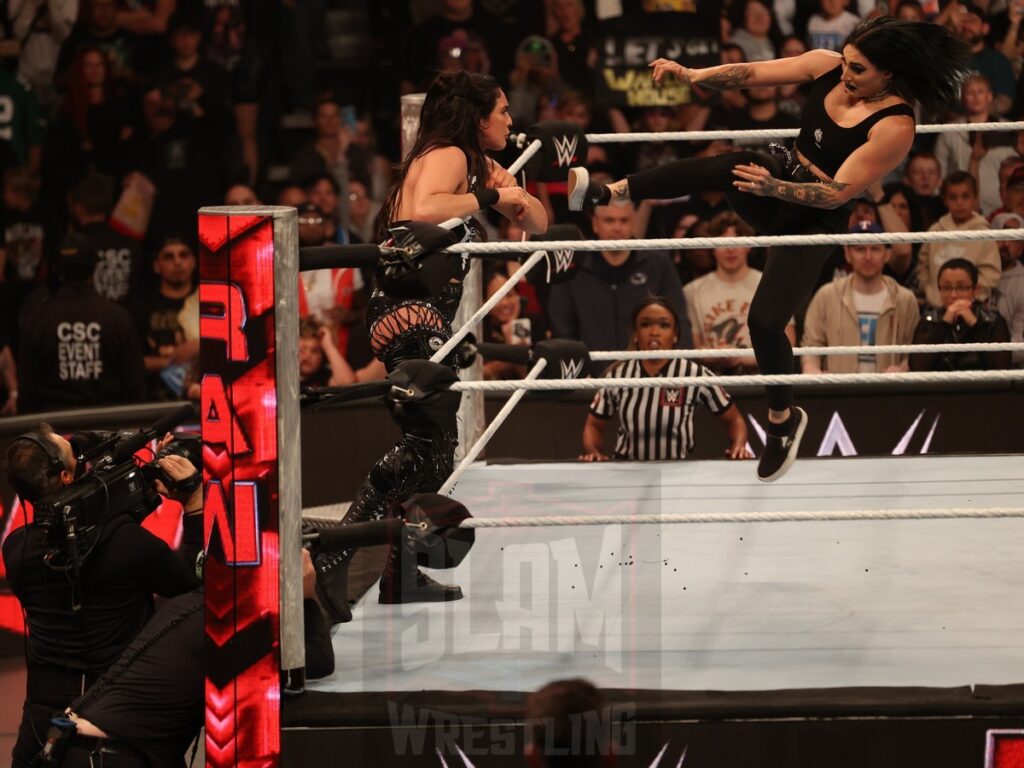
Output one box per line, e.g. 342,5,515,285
438,358,548,496
585,121,1024,144
443,228,1024,255
431,249,545,363
450,368,1024,392
458,507,1024,528
590,342,1024,361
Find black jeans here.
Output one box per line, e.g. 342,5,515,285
628,150,852,411
12,669,97,768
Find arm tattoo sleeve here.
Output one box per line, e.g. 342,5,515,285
695,65,753,91
769,179,850,209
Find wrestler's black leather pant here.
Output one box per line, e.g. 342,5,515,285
336,296,459,560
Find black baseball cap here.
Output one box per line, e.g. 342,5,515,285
56,232,98,283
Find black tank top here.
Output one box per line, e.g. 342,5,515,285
794,65,915,178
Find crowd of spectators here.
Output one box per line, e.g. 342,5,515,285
2,0,1023,420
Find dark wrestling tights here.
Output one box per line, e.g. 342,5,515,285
627,150,851,412
336,308,458,563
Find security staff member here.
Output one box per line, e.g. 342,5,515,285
17,232,145,413
3,425,198,767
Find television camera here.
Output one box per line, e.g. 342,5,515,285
32,405,198,606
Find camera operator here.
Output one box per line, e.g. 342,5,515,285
3,424,199,768
150,434,205,574
39,547,332,768
25,492,475,766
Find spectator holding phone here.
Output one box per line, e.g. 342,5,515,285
508,35,562,128
289,96,355,222
999,0,1024,74
482,265,533,380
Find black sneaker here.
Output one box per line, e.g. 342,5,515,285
567,167,606,212
757,407,808,482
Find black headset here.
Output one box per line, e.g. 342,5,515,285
9,432,67,479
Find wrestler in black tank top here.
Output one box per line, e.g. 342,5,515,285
795,65,916,178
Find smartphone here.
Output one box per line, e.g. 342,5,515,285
511,318,532,345
340,105,358,132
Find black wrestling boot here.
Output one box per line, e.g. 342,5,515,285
567,167,609,212
308,481,389,625
757,407,808,482
378,533,463,605
312,539,354,624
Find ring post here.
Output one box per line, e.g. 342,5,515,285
198,205,303,767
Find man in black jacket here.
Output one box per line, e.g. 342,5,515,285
18,233,146,413
3,424,198,767
548,203,692,361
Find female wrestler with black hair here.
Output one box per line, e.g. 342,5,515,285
314,70,547,622
568,17,971,482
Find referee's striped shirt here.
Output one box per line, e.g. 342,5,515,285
590,359,732,460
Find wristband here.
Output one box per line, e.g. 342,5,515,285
473,188,499,209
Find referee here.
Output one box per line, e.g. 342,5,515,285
580,298,752,461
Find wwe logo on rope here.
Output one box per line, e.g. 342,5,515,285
551,250,574,273
560,357,586,379
552,135,579,167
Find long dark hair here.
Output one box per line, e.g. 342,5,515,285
64,46,114,139
377,70,501,239
845,17,972,117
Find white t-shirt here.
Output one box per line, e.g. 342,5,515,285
684,269,762,351
807,11,860,52
852,287,888,373
301,267,364,322
729,29,776,62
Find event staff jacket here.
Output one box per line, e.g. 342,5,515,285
18,282,145,413
548,250,693,356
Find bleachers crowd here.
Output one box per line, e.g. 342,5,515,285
1,0,1022,418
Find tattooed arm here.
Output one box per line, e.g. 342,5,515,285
733,114,916,209
695,65,755,91
650,49,840,90
767,178,852,209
